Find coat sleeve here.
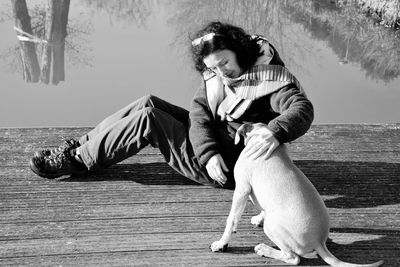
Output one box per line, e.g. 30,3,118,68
189,86,220,166
267,84,314,144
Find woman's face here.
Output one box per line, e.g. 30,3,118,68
203,49,243,79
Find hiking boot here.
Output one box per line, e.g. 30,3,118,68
34,138,80,158
30,149,87,179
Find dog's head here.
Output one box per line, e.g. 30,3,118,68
234,123,265,145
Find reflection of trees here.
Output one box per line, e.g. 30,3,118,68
11,0,70,84
1,0,92,85
5,0,397,84
27,3,93,70
284,0,400,82
12,0,40,82
167,0,399,82
166,0,318,73
81,0,155,27
40,0,70,84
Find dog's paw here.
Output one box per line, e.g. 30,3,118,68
210,241,228,252
251,212,265,227
255,243,269,256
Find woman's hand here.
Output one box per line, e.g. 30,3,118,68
206,154,228,186
242,125,280,160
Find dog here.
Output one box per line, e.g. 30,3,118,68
210,123,383,267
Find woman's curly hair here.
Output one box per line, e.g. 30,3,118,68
191,21,263,74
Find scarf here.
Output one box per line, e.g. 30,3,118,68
204,40,304,121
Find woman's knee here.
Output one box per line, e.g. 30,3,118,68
140,94,159,107
136,106,167,123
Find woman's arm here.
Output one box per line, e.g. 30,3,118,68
188,86,220,166
241,84,313,160
267,84,314,144
189,86,231,185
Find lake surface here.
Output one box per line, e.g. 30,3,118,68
1,0,399,127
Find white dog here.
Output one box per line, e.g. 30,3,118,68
210,123,383,267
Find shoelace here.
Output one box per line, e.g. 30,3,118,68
44,139,77,158
46,149,71,169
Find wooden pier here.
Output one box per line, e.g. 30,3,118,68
1,124,399,266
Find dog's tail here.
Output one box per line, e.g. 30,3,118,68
316,243,384,267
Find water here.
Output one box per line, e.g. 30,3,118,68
1,0,399,127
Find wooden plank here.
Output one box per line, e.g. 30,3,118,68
1,201,398,227
0,231,394,266
1,201,233,223
0,231,266,257
0,210,398,241
0,249,297,267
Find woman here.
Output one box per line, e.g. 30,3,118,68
30,21,313,189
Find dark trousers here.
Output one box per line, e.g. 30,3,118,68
78,95,217,187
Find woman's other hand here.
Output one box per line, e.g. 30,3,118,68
206,154,228,186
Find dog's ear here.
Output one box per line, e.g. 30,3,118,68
234,124,253,145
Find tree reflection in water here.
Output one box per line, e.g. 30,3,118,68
1,0,399,84
285,0,400,82
167,0,400,83
1,0,92,85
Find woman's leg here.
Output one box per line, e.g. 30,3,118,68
78,106,215,186
79,94,188,144
33,95,186,158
